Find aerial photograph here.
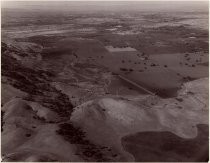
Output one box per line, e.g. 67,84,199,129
1,1,209,162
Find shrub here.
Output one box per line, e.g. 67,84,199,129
120,68,128,71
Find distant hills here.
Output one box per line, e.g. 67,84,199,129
2,1,209,13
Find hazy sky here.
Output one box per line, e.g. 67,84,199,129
2,1,209,12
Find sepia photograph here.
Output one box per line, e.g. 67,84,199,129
1,0,209,162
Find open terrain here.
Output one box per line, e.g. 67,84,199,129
1,1,209,162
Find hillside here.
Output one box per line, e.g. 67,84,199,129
1,4,209,162
1,41,208,161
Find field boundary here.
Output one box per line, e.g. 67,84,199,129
117,75,157,96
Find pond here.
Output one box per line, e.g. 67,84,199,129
105,45,137,52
